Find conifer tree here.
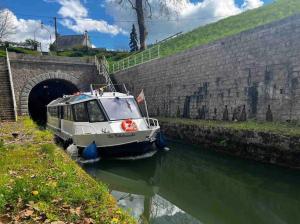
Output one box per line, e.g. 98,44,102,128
129,24,139,52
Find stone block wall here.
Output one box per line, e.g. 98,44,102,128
9,53,102,115
113,15,300,122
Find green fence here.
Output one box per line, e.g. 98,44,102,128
109,45,160,73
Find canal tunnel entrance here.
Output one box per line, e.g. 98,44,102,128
28,79,78,125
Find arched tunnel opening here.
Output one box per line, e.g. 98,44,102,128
28,79,78,126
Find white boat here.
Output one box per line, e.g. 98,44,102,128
46,86,162,158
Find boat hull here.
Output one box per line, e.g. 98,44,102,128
78,140,157,158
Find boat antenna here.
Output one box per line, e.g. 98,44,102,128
90,84,94,95
123,84,130,95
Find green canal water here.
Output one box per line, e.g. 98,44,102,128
82,141,300,224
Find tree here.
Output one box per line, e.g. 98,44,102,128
118,0,182,50
24,39,39,51
129,24,139,52
49,43,56,52
0,9,15,41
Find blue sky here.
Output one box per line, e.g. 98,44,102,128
1,0,273,51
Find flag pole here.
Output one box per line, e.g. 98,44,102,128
144,94,150,127
137,89,150,127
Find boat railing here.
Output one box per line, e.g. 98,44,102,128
146,118,159,128
90,83,130,95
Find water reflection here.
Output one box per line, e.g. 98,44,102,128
83,141,300,224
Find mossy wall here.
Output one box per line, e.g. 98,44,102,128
160,118,300,168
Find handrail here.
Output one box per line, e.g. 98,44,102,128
146,118,159,127
6,49,17,121
109,44,160,74
94,56,116,92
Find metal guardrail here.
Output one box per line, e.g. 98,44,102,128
94,56,116,92
109,45,160,74
6,49,18,121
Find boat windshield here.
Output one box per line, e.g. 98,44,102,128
100,97,142,121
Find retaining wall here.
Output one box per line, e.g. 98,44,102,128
113,15,300,122
160,119,300,168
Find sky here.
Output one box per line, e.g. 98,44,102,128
0,0,274,51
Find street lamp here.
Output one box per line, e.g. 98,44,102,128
33,22,52,55
41,22,52,44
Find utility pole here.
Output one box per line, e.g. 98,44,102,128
85,30,88,50
54,17,58,50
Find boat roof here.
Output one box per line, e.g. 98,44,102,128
47,91,133,107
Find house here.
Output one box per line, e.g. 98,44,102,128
54,33,92,51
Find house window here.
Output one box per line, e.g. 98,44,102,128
86,100,105,122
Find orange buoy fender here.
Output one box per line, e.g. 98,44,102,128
121,119,138,132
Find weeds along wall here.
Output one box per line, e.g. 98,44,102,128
113,15,300,122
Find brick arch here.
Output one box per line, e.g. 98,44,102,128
20,72,80,115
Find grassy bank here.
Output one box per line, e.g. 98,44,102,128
158,0,300,58
0,117,135,223
159,117,300,137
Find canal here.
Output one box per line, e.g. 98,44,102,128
82,141,300,224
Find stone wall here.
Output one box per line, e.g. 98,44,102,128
9,53,102,115
113,15,300,122
160,119,300,168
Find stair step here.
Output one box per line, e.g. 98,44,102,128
0,82,11,85
0,111,14,114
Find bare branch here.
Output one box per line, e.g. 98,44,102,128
127,0,137,10
145,0,152,18
0,9,15,41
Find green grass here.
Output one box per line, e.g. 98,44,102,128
0,117,136,223
0,50,6,57
0,47,40,58
7,47,39,56
56,47,131,62
157,0,300,58
159,117,300,136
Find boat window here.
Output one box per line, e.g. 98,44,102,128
86,100,105,122
48,107,58,117
59,106,64,119
73,103,88,122
100,98,142,121
68,106,73,121
63,105,74,121
63,106,68,120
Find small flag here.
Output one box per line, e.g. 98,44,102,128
137,89,145,104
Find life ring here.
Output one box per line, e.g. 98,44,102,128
121,119,138,132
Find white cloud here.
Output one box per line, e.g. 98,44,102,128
1,9,54,51
242,0,264,10
105,0,264,47
50,0,125,35
57,0,88,18
60,17,125,35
